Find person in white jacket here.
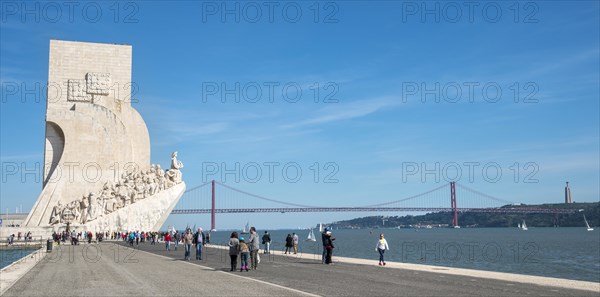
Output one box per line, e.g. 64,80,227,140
375,233,389,266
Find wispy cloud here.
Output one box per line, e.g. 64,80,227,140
282,97,399,129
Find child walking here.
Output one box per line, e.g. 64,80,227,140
239,237,250,272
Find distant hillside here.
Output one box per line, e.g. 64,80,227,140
329,202,600,228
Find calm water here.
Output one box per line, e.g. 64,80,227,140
0,248,37,269
205,228,600,283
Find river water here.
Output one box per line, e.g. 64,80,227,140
205,227,600,283
0,248,37,269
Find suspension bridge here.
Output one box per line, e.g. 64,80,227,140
171,181,576,230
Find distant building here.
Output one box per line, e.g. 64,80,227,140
565,182,573,203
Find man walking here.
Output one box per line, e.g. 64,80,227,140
262,231,271,254
194,228,204,260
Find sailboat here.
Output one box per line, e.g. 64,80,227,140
318,223,324,233
584,214,594,231
306,228,317,242
241,221,250,234
517,223,521,229
521,220,528,231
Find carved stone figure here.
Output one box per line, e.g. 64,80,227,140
49,201,63,225
166,151,184,185
86,193,98,222
80,194,89,224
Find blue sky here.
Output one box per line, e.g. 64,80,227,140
1,1,598,230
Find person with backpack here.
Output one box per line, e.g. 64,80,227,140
239,237,249,272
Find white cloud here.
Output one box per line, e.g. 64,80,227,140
282,96,399,129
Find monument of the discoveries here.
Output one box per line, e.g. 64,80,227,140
21,40,186,233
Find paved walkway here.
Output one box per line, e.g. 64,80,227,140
3,241,598,296
1,243,313,296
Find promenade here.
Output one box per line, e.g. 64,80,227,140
2,241,598,296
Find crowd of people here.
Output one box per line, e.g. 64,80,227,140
4,231,34,245
41,226,391,268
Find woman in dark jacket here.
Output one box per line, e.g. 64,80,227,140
228,232,240,271
324,231,335,264
285,234,293,254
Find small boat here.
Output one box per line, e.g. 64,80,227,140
306,228,316,242
318,223,324,233
241,221,250,234
517,223,521,229
521,220,528,231
453,225,461,229
584,214,594,231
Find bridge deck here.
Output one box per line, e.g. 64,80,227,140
3,241,596,296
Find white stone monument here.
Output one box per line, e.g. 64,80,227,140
20,40,186,233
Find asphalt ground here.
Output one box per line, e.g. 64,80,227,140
3,240,598,296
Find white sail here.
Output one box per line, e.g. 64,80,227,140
517,223,521,228
306,228,316,241
584,215,594,231
521,220,528,231
242,221,250,233
318,223,323,233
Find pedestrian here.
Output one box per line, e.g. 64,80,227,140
324,230,335,264
262,231,271,254
174,231,179,251
321,228,328,263
239,237,249,272
194,228,204,260
228,232,240,271
183,229,193,260
292,232,299,254
206,231,211,244
135,232,140,245
88,232,93,244
247,227,259,270
129,232,135,246
375,233,389,266
285,234,293,254
165,232,172,251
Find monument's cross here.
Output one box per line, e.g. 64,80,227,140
22,40,186,233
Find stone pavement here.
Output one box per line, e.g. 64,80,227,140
2,241,598,296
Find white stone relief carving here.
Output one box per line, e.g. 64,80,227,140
67,79,92,102
86,72,111,95
67,73,111,102
49,152,184,226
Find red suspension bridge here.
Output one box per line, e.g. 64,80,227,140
172,181,576,230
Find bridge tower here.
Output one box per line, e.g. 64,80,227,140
211,180,216,231
450,182,458,227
